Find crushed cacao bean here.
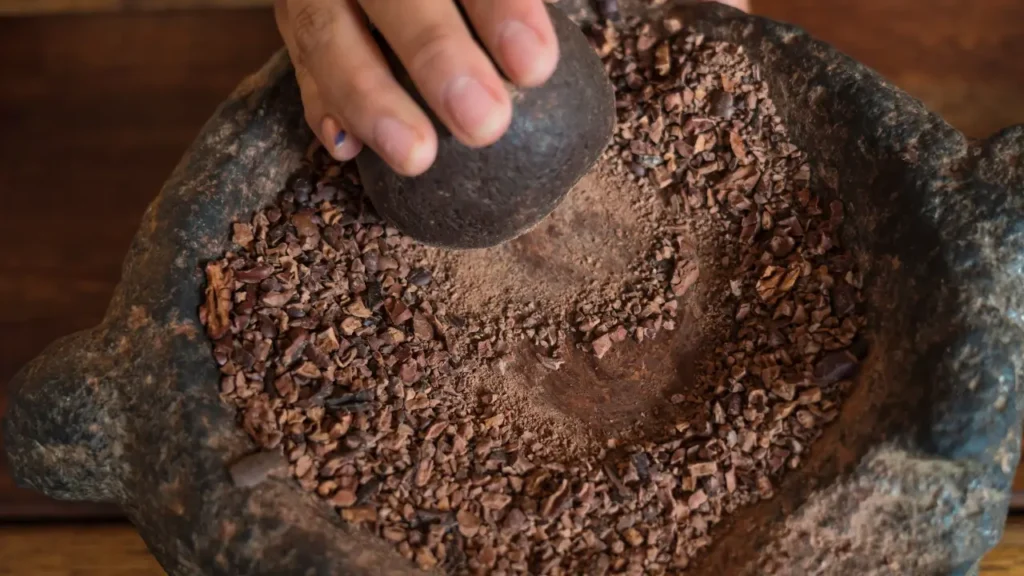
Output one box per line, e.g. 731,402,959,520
201,13,868,575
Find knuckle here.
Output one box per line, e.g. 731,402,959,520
294,66,326,120
304,109,322,134
294,64,315,88
290,1,335,58
405,25,463,79
345,66,387,97
297,79,320,112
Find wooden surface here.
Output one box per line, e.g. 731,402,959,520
984,519,1024,575
2,519,1024,574
0,0,1023,519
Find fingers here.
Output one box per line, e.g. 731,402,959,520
460,0,559,87
309,79,366,161
275,0,364,162
275,0,563,173
358,0,512,148
299,65,365,161
282,0,437,175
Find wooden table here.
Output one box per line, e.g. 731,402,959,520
1,520,1023,574
0,0,1022,572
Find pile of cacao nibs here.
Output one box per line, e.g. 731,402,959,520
202,11,867,576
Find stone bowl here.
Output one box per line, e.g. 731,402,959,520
4,2,1023,575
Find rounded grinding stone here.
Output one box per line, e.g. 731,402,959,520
355,4,616,249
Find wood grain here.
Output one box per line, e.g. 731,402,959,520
0,524,163,575
2,520,1023,575
985,518,1024,574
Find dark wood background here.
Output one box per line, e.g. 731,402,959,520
1,0,1023,520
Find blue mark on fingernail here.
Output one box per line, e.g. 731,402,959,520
334,131,347,148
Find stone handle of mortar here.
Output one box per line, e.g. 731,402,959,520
4,51,429,576
761,127,1024,576
3,328,129,504
923,125,1024,479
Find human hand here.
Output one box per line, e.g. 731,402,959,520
274,0,750,178
274,0,559,176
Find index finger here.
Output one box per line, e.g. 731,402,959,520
358,0,513,148
460,0,559,88
286,0,438,175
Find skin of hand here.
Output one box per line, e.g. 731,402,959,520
274,0,751,177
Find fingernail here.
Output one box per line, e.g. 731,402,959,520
443,75,508,144
498,20,557,86
321,116,362,161
373,116,432,175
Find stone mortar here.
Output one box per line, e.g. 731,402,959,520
4,2,1023,575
